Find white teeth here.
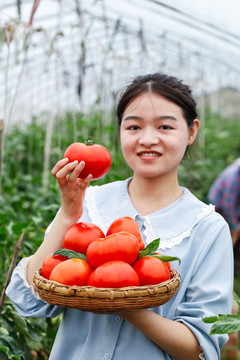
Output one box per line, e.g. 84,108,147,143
139,152,160,157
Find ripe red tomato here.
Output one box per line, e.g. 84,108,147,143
64,141,111,180
106,216,145,250
88,261,140,288
132,256,171,286
49,258,93,286
86,231,139,268
154,252,171,272
63,222,105,254
41,252,67,279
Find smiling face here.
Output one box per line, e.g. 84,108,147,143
120,92,199,182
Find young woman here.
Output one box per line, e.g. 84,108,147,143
7,73,233,360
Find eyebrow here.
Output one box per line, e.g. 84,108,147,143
123,115,177,121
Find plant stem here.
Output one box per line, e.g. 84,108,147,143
0,119,3,196
0,232,24,315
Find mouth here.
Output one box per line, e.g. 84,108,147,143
137,151,162,158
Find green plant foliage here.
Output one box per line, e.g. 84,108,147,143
179,109,240,202
203,313,240,335
203,293,240,335
0,299,62,359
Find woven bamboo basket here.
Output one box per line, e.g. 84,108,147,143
33,268,181,314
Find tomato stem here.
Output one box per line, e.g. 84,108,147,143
85,137,95,146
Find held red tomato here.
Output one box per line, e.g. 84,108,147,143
63,222,105,254
41,252,67,279
132,256,171,286
88,261,140,288
86,231,139,268
49,258,93,286
106,216,145,250
64,140,111,180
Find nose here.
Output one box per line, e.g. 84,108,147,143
139,127,160,146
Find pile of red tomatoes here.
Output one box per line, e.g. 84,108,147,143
41,216,179,288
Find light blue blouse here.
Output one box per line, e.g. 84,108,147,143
6,178,234,360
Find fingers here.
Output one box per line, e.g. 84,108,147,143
52,158,81,183
68,161,86,183
51,158,92,189
51,158,69,177
78,173,92,190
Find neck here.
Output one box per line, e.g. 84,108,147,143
128,174,183,216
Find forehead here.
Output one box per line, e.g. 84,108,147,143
122,92,184,118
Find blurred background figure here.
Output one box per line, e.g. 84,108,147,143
208,158,240,249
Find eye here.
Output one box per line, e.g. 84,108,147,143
159,125,173,130
127,125,140,130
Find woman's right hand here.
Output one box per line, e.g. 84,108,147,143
51,158,92,225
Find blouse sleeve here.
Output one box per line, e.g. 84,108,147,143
6,257,63,318
173,215,233,359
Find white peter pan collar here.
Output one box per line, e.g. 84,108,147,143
85,179,214,250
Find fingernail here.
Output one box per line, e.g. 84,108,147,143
63,157,69,162
72,160,78,165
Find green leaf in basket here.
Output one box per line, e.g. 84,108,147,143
138,238,160,259
152,254,181,265
53,249,87,262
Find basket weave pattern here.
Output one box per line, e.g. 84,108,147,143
33,268,181,314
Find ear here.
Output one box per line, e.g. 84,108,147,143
187,119,200,145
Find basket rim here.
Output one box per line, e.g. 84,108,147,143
33,268,181,300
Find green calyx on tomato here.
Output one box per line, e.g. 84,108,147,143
85,137,95,146
53,248,87,262
137,238,181,265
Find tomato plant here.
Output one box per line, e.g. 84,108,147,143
49,258,93,286
88,260,140,288
41,252,67,279
63,222,105,254
106,216,145,250
133,256,171,285
64,139,111,180
86,231,139,268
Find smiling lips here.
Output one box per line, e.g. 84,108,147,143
137,151,161,158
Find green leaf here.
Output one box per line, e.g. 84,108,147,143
26,322,44,342
233,292,240,306
203,313,240,334
11,222,28,235
153,254,181,265
0,348,9,359
0,335,23,357
0,328,8,336
202,315,221,324
0,212,8,225
12,312,29,336
137,248,149,259
53,249,87,261
138,238,160,258
25,337,42,352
